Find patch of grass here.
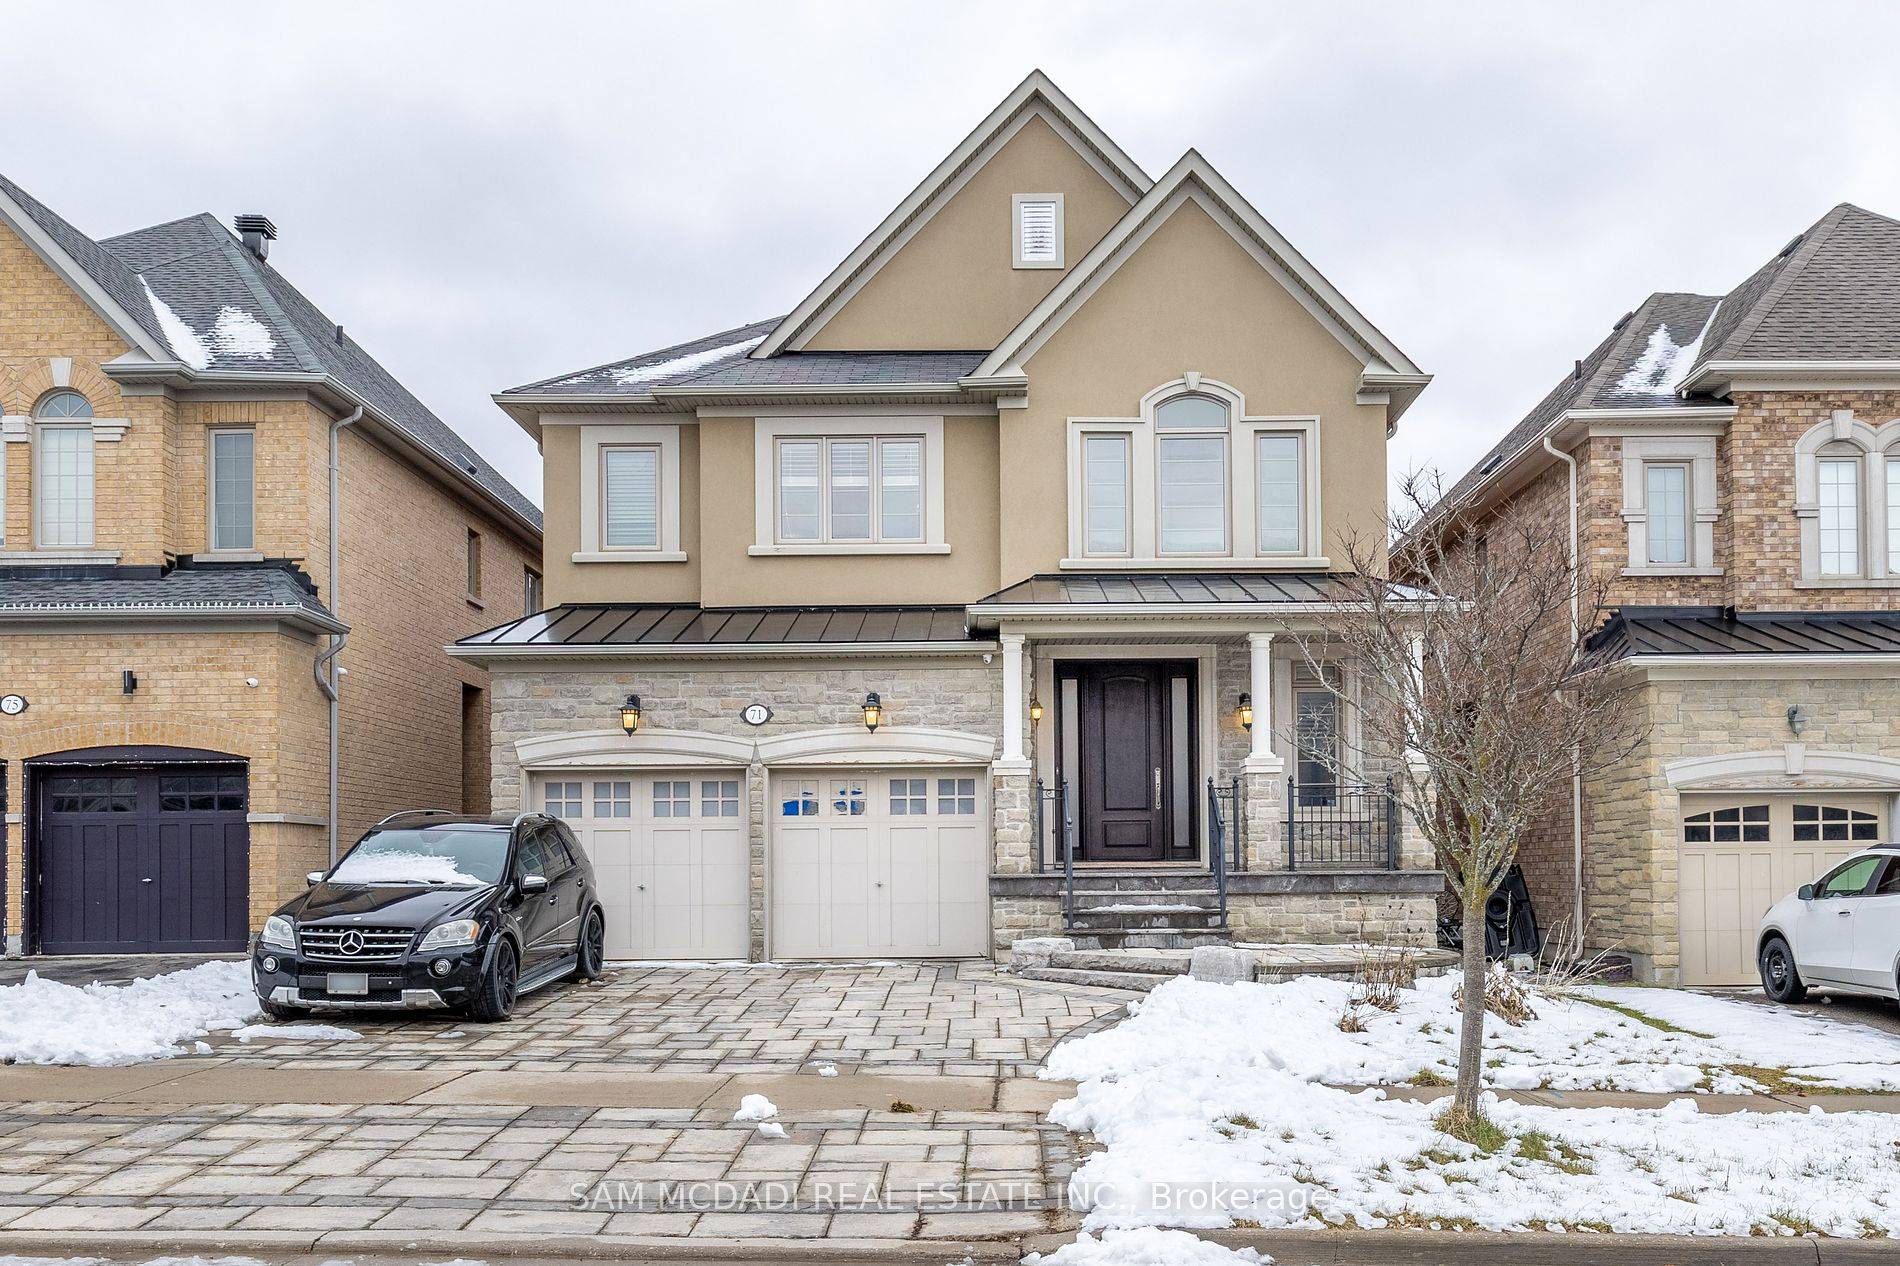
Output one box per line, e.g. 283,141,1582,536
1772,1212,1822,1236
1337,1005,1368,1033
1228,1113,1260,1130
1409,1068,1452,1087
1574,995,1712,1038
1378,1212,1483,1231
1514,1132,1594,1174
888,1099,918,1113
1435,1105,1509,1153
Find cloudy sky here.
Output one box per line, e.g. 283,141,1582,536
10,1,1900,507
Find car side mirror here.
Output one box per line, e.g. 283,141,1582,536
519,873,549,896
1798,883,1815,901
306,871,325,887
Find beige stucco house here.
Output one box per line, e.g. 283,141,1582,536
454,72,1440,963
1437,203,1900,985
0,175,541,955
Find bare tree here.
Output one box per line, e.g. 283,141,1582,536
1286,470,1640,1127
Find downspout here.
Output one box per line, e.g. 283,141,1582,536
314,406,363,864
1543,435,1585,934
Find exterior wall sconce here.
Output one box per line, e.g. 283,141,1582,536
1787,704,1808,737
1029,694,1044,723
122,670,138,695
862,692,883,732
1237,692,1253,731
619,694,642,735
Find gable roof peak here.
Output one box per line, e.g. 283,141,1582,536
751,70,1152,359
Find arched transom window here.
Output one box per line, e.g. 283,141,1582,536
33,391,97,548
1065,377,1318,565
1794,412,1900,583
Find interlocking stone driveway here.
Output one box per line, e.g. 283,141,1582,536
0,961,1130,1250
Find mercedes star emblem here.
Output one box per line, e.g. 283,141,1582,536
338,930,366,955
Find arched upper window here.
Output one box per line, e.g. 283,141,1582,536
1793,413,1900,583
35,390,93,419
1154,394,1230,431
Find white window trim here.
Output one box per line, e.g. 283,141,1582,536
33,421,95,551
1619,434,1722,576
1012,193,1064,270
1062,376,1326,569
205,427,257,557
576,422,685,563
1793,413,1900,586
749,416,948,555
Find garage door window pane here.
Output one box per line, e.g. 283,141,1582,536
890,778,927,815
543,782,583,819
780,781,818,816
937,777,976,815
592,781,632,818
1682,804,1768,844
653,781,692,817
700,780,739,817
1794,802,1879,842
49,776,136,814
830,781,866,816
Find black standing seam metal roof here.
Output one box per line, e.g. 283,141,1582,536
1589,608,1900,659
970,572,1431,606
457,604,977,648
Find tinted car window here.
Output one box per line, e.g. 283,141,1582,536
537,826,574,876
1818,855,1882,898
552,820,585,868
1876,859,1900,896
330,827,508,886
514,832,552,881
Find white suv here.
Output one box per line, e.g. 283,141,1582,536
1758,845,1900,1003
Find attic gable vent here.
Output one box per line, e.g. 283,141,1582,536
1013,194,1063,269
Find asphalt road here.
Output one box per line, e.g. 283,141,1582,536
0,952,242,987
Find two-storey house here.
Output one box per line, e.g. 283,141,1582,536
454,73,1441,962
1437,203,1900,985
0,174,541,956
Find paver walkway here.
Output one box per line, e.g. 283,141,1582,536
0,961,1128,1251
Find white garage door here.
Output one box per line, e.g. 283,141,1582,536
1678,793,1888,985
771,769,989,959
535,772,750,961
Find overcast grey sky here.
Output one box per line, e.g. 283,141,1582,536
10,1,1900,507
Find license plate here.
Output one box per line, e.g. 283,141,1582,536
326,973,370,996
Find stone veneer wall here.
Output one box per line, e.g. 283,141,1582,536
1584,672,1900,982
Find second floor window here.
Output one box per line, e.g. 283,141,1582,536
1817,454,1861,576
466,528,483,600
603,446,660,549
209,429,255,552
523,566,542,615
775,436,924,544
1256,434,1304,555
1643,463,1689,566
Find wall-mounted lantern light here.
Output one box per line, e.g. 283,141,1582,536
122,670,138,696
1029,694,1044,724
1787,704,1808,738
619,694,642,736
1237,692,1254,731
862,692,883,733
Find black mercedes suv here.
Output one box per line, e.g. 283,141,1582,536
253,810,606,1022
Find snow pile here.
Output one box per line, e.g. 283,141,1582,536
142,278,211,370
206,306,276,359
0,961,255,1066
329,850,485,886
603,334,765,387
1050,969,1900,1095
1026,1227,1266,1264
733,1092,784,1137
1613,303,1719,397
232,1023,360,1043
1044,975,1900,1236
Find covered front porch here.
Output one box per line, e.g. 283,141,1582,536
968,573,1441,955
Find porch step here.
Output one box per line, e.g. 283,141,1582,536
1066,928,1232,950
1056,871,1221,893
1016,966,1173,992
1046,948,1193,974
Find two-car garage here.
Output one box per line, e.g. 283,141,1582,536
530,762,990,962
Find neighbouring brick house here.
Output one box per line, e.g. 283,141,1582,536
0,174,541,954
1435,202,1900,985
452,72,1441,964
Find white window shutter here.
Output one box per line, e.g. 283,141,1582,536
1018,199,1059,263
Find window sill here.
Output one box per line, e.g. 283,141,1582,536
466,595,485,611
1621,566,1724,577
571,550,689,564
0,548,121,563
748,543,951,556
1059,555,1334,571
196,550,265,563
1794,577,1900,589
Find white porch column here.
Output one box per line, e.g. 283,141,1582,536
997,632,1030,771
1244,631,1283,773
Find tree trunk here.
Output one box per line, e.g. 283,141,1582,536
1454,886,1488,1116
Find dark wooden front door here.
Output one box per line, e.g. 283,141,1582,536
35,760,250,954
1059,661,1197,863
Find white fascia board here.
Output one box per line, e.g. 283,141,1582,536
0,191,173,363
1680,360,1900,395
754,71,1152,360
1626,653,1900,680
976,151,1424,387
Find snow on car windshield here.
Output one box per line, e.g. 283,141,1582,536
327,828,507,886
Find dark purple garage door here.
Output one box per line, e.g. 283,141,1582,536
34,750,251,955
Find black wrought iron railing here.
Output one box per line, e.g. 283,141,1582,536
1035,778,1078,926
1208,775,1244,873
1205,777,1231,928
1287,777,1399,870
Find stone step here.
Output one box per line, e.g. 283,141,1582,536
1067,909,1227,930
1052,871,1220,893
1070,891,1222,910
1016,966,1171,992
1046,948,1193,975
1068,928,1232,950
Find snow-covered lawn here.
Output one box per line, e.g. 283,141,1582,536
0,961,268,1066
1042,974,1900,1237
1091,969,1900,1094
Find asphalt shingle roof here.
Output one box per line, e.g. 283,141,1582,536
0,174,538,533
0,565,340,629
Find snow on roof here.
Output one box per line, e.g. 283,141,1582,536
141,277,210,370
207,305,277,360
1614,302,1719,397
597,333,767,388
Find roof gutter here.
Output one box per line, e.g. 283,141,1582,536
0,603,345,635
316,404,362,866
1543,433,1584,932
447,639,1000,663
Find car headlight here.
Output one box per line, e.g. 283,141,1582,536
260,915,296,950
418,919,482,951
